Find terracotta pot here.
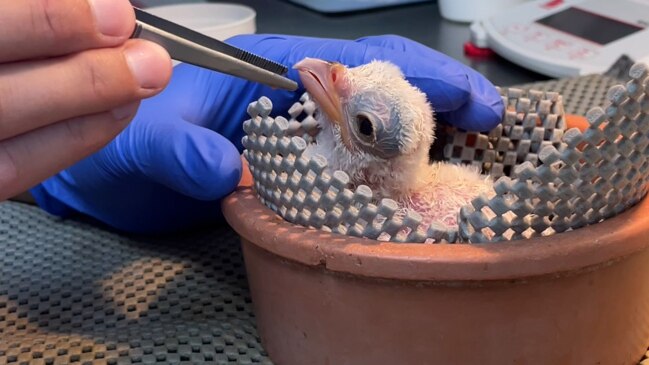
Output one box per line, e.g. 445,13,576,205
222,185,649,365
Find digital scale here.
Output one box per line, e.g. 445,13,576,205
472,0,649,78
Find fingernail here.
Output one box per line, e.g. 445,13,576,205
89,0,133,37
123,41,171,89
111,102,139,121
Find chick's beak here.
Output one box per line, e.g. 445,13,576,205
294,58,347,126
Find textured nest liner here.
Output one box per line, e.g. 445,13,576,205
242,62,649,244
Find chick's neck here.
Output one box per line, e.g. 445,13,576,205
350,141,431,202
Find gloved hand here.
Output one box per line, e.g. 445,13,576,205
30,34,504,234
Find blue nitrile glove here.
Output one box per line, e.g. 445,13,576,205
30,34,504,234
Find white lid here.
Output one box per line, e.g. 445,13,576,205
145,3,256,40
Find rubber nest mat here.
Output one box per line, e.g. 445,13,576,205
0,201,269,365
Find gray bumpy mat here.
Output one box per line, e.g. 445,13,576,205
243,62,649,243
2,72,648,364
515,73,622,117
0,201,271,365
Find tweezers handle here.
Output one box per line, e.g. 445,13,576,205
131,21,298,91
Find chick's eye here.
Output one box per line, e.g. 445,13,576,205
356,115,374,137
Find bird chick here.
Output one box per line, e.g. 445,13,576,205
294,58,494,229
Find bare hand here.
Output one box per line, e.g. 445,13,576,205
0,0,172,200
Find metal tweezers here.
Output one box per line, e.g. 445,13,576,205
131,7,298,91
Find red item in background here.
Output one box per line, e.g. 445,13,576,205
542,0,564,9
464,41,496,58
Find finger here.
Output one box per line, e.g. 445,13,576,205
0,102,139,201
0,0,134,63
226,34,472,112
434,70,505,131
353,34,441,57
0,39,172,140
227,34,504,131
129,114,242,201
356,35,505,131
354,35,473,110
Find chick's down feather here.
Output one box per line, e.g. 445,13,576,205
293,58,495,232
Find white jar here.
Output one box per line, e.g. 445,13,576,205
439,0,529,23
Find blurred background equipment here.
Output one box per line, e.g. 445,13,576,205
470,0,649,78
438,0,528,23
142,3,256,40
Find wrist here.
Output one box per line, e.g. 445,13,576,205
9,191,36,204
28,184,77,217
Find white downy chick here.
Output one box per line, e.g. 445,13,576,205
294,58,494,229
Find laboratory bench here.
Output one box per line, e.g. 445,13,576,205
1,1,647,364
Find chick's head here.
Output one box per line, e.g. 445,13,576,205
294,58,435,198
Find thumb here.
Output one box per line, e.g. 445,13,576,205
126,119,243,201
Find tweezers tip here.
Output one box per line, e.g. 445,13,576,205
237,49,288,75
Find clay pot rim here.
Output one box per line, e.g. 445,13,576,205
222,187,649,282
